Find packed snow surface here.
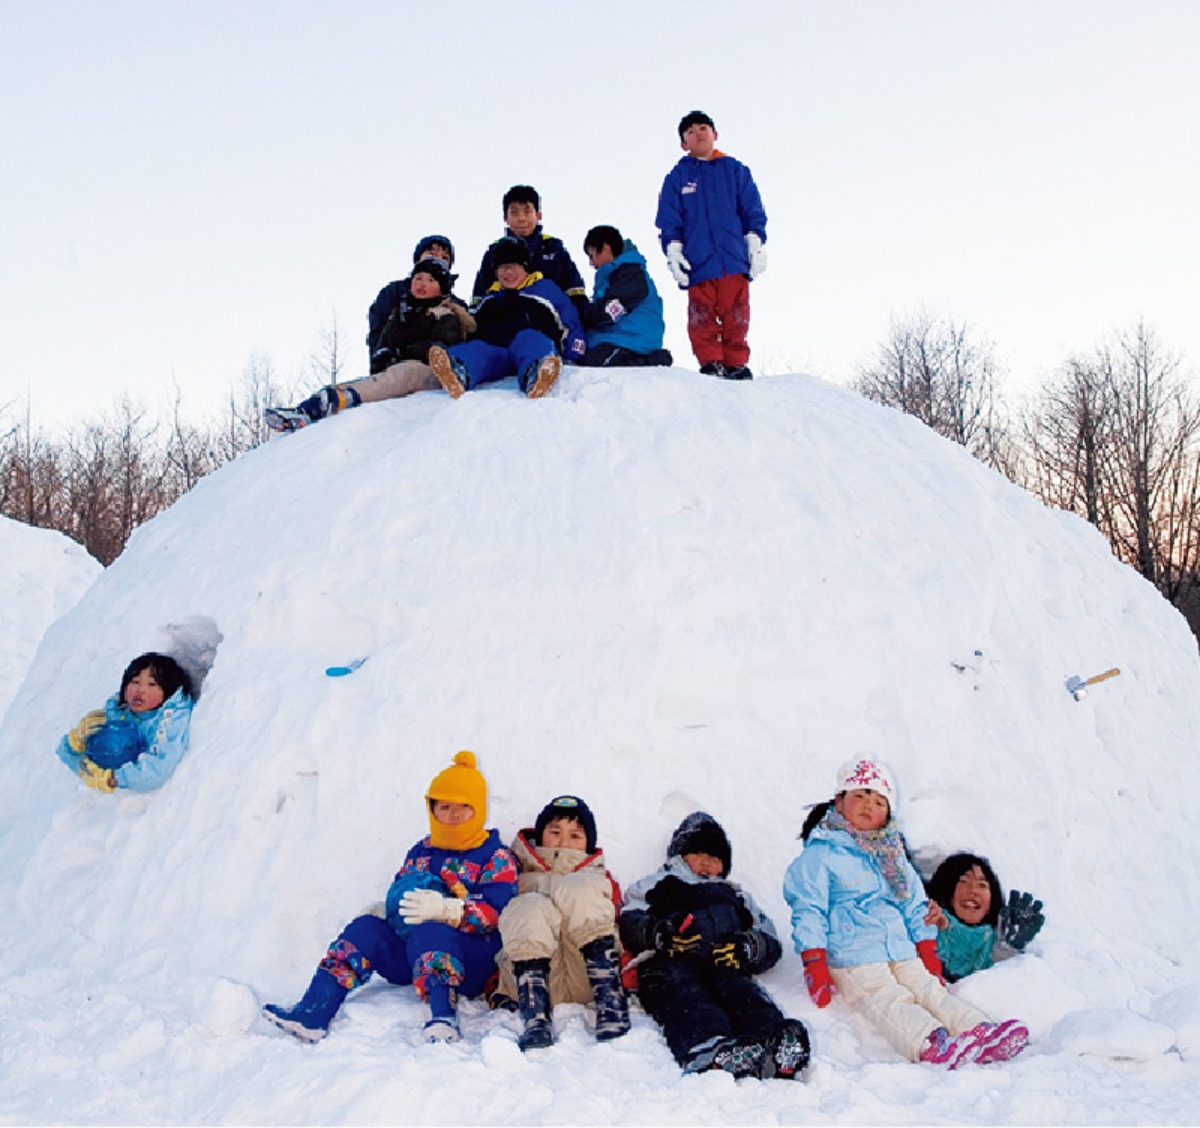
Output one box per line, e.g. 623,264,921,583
2,368,1199,1124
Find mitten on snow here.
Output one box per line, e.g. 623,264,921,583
399,889,464,927
665,242,691,288
653,913,703,957
999,890,1045,951
79,757,117,793
801,948,835,1007
745,232,767,279
713,931,765,971
916,938,945,983
68,709,107,754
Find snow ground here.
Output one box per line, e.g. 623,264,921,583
2,367,1199,1125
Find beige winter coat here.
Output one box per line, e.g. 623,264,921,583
496,829,622,1005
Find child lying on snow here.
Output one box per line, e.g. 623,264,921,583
261,751,517,1043
783,758,1029,1070
619,811,810,1080
924,852,1045,982
492,795,630,1050
55,652,194,792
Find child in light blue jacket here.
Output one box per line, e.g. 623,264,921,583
783,758,1029,1070
56,652,194,793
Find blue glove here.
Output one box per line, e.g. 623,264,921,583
999,890,1044,950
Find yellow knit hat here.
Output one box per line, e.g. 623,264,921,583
425,750,489,851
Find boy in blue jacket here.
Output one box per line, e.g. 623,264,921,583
656,110,767,381
472,185,589,323
580,225,673,368
430,237,585,399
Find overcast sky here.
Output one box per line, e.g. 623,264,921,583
2,0,1197,430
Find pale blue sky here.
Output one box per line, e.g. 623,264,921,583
2,0,1197,428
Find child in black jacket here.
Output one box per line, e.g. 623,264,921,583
619,812,809,1080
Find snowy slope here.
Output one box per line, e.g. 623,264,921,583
1,368,1199,1125
0,515,100,723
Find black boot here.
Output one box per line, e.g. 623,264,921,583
580,936,630,1041
763,1018,811,1079
514,958,554,1051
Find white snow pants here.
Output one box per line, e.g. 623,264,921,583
830,958,989,1061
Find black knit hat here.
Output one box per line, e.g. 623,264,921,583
412,233,455,266
534,795,597,854
491,235,530,270
667,811,732,875
410,257,454,295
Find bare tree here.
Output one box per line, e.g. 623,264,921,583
220,352,284,459
856,311,1011,472
309,310,347,388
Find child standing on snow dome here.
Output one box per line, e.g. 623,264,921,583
783,758,1030,1070
261,751,517,1044
55,652,194,793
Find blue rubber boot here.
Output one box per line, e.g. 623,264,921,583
423,980,461,1043
262,969,347,1043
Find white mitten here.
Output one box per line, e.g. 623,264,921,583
399,888,464,926
745,232,767,279
666,241,691,287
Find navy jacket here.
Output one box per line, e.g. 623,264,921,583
473,226,588,314
472,273,586,361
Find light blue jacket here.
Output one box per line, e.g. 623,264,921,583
783,820,935,968
56,689,194,792
586,241,667,355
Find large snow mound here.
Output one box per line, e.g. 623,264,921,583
2,367,1199,1124
0,515,100,723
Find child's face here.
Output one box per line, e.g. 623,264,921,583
540,816,588,850
496,262,529,289
410,272,441,300
680,122,717,159
950,865,993,925
836,788,890,832
683,852,724,878
431,800,475,826
420,243,453,265
123,668,165,713
585,244,615,269
505,201,541,238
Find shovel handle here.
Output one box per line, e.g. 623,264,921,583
1085,667,1120,687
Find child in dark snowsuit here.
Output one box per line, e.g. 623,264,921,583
924,852,1045,982
494,795,630,1051
265,255,475,432
55,652,194,793
619,812,810,1080
261,751,517,1043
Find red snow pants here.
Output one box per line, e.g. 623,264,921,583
686,274,751,367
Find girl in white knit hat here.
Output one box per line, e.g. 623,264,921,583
783,757,1029,1069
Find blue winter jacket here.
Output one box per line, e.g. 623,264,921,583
385,829,518,936
473,273,587,362
586,240,667,356
783,820,935,968
656,152,767,288
56,689,194,792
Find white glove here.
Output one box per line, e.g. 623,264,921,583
665,241,691,288
399,889,464,927
745,233,767,279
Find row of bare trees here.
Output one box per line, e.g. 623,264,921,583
857,317,1200,641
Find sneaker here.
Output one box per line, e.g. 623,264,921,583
264,407,312,434
699,362,727,378
724,365,754,380
261,1003,329,1043
919,1025,985,1070
710,1034,768,1079
526,354,561,399
429,346,469,399
969,1020,1030,1064
764,1019,811,1079
423,1015,461,1044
